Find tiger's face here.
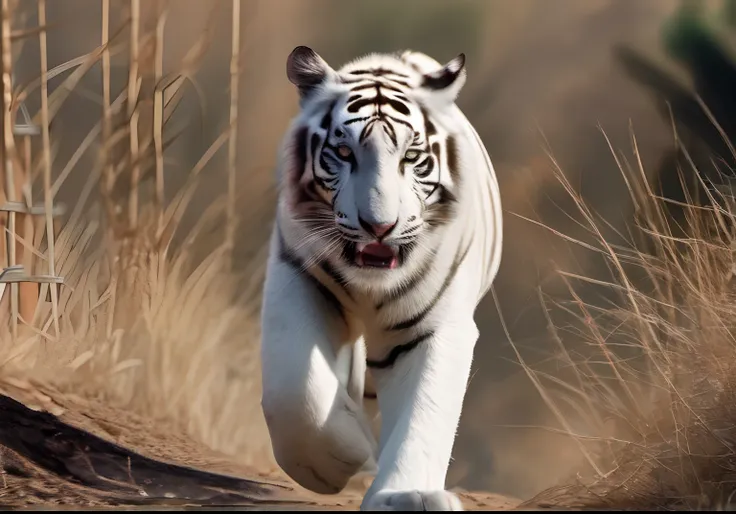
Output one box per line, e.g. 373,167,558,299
285,47,466,273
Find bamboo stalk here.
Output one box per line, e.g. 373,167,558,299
225,0,241,263
154,1,168,233
127,0,140,231
38,0,59,338
1,0,19,340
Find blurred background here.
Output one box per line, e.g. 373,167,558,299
6,0,736,502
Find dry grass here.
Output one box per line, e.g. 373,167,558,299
0,0,276,476
505,119,736,509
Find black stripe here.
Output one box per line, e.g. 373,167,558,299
318,155,333,177
340,77,368,84
319,259,352,300
385,114,415,133
349,81,406,93
387,99,410,116
425,159,440,200
342,75,410,88
299,180,329,205
363,391,377,399
345,116,370,125
314,171,334,191
320,101,337,130
446,136,460,181
340,241,358,265
359,120,376,144
366,331,434,369
348,68,410,78
425,187,458,228
311,130,327,190
346,95,410,116
431,141,441,161
310,133,322,184
376,249,436,310
421,108,437,137
347,97,376,113
349,83,379,92
290,127,309,187
388,242,472,331
382,122,398,147
378,82,406,93
276,226,345,321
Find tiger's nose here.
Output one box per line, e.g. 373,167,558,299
359,217,397,240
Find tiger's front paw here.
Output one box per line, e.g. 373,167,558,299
361,489,464,511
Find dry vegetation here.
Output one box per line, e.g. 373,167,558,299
0,0,275,483
1,0,736,510
509,123,736,509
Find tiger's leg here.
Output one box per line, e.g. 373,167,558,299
361,311,478,511
335,337,367,407
260,243,377,494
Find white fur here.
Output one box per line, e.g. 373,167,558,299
260,49,503,511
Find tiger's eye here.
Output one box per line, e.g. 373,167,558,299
404,150,420,161
337,145,352,158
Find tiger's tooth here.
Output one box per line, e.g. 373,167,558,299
357,242,368,253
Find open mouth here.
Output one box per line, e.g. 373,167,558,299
356,242,398,269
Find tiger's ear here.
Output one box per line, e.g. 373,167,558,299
420,53,467,106
287,46,335,100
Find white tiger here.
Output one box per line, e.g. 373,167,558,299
260,46,503,511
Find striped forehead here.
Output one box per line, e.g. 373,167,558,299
326,72,423,148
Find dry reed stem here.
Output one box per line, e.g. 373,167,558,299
20,134,37,323
225,0,241,263
101,0,113,213
1,0,19,340
127,0,141,231
37,0,59,338
153,0,168,232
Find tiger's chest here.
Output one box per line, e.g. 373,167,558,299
335,264,453,350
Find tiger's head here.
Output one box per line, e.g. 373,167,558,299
282,46,467,276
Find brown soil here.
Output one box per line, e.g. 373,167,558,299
0,374,520,510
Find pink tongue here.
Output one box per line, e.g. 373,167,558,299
362,243,394,259
359,243,397,269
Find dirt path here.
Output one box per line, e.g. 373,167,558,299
0,374,520,510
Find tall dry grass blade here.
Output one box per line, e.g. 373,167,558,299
1,0,19,341
225,0,241,263
37,0,59,338
19,134,37,324
153,0,168,232
127,0,141,231
100,0,115,251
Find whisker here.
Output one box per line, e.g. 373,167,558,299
292,228,340,251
